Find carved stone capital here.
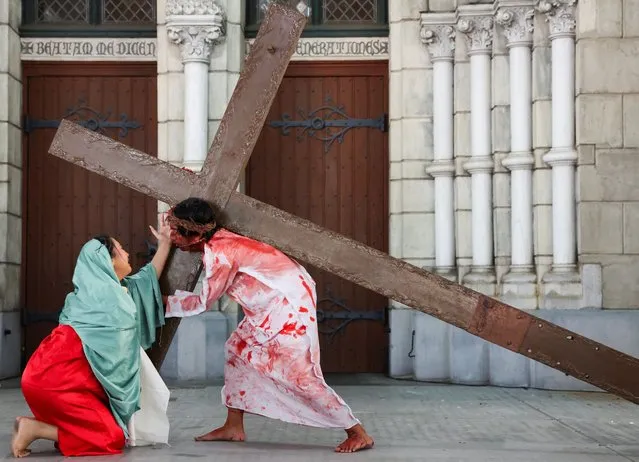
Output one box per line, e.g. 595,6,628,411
166,0,226,64
420,13,457,62
537,0,577,39
495,3,535,47
456,12,494,55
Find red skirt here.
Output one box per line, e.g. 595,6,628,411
21,325,125,456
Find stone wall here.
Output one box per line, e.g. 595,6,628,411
387,0,435,377
576,0,639,309
388,0,639,390
0,0,22,379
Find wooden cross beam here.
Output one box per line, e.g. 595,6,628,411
48,3,639,404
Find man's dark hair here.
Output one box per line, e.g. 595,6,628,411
171,197,217,240
93,235,115,257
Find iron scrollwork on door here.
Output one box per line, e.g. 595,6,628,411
23,99,141,138
316,289,386,342
269,96,387,153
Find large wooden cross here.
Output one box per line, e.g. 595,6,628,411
48,3,639,404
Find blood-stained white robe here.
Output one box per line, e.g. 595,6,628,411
166,229,359,429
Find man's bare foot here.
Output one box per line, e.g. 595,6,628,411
335,424,374,453
194,425,246,442
12,417,35,458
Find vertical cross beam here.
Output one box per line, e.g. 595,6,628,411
151,3,307,367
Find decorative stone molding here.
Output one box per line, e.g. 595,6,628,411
463,156,494,174
259,0,312,17
425,160,456,177
543,147,578,167
21,38,156,61
166,0,225,64
456,8,494,55
495,1,535,47
420,13,457,62
501,151,535,170
245,37,388,61
537,0,577,39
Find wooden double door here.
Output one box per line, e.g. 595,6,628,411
22,62,158,360
21,60,389,374
248,61,390,373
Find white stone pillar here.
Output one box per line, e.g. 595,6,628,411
421,14,457,280
166,0,225,171
457,6,496,293
538,0,579,282
495,1,537,308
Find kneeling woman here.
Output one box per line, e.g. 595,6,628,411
12,222,172,458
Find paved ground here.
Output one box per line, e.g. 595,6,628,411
0,375,637,461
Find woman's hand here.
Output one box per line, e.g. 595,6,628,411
149,214,172,248
149,214,173,278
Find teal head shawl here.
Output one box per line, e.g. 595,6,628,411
58,239,164,436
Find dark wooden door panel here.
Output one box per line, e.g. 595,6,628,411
247,61,389,373
22,63,158,360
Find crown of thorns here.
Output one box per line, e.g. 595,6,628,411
166,209,216,234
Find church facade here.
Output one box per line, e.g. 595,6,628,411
1,0,638,392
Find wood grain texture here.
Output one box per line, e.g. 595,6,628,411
246,61,389,372
519,319,639,404
201,3,307,211
222,192,480,328
147,250,203,368
50,120,202,204
23,63,158,359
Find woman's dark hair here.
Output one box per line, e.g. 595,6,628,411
93,235,116,257
172,197,217,240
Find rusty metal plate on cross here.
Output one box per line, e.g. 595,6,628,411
519,320,639,403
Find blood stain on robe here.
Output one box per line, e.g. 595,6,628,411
236,338,248,355
299,275,314,303
259,315,271,329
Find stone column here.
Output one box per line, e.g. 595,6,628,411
166,0,225,171
538,0,579,284
495,1,537,308
457,6,496,295
421,14,457,280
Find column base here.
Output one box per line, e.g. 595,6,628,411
540,264,602,309
500,266,537,309
433,266,457,281
463,266,497,296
